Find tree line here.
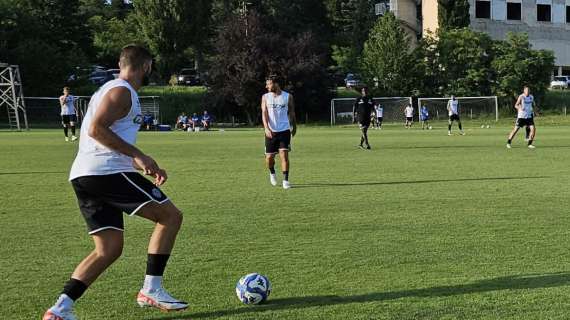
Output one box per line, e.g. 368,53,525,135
0,0,555,123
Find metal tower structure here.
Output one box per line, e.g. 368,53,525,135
0,63,29,130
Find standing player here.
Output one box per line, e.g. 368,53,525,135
43,45,187,320
420,105,430,130
374,103,383,130
507,86,536,149
262,75,297,189
352,86,374,149
447,95,465,135
404,104,414,128
59,87,78,141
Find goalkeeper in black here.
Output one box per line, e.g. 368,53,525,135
353,86,374,150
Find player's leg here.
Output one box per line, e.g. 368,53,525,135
135,201,187,311
62,116,70,141
528,124,536,148
43,230,124,320
362,124,371,149
448,118,452,135
265,134,278,186
458,118,464,135
70,117,77,141
279,150,291,189
507,122,520,148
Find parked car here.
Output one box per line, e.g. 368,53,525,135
551,76,569,90
88,69,119,85
176,68,201,86
344,73,361,88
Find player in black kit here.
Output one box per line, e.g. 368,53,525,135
353,87,374,150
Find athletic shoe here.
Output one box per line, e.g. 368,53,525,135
269,173,277,186
366,145,371,150
506,144,512,149
460,131,465,135
358,145,365,150
71,136,78,141
43,309,76,320
65,137,69,142
282,181,291,189
137,288,188,312
528,145,536,149
447,132,451,136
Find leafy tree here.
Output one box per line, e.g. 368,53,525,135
360,12,418,96
438,0,470,30
91,14,145,67
492,32,555,106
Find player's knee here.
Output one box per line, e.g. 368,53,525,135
96,244,123,262
162,208,183,230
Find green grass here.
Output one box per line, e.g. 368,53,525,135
3,121,570,319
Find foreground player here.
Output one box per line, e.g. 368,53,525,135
59,87,78,141
43,45,187,320
261,75,297,189
353,86,374,149
447,95,465,135
507,86,536,149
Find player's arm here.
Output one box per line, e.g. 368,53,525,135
288,94,297,137
447,100,451,112
514,95,523,111
261,95,272,138
89,87,166,185
59,95,66,107
352,99,358,124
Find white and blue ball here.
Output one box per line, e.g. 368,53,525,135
235,273,272,305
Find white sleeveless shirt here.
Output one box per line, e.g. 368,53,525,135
60,95,76,115
518,94,534,119
69,79,142,180
448,100,459,116
265,91,290,132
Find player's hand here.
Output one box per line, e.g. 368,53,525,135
264,128,273,138
133,154,160,176
291,126,297,137
153,168,168,186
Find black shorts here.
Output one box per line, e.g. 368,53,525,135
376,117,383,123
406,117,413,122
516,118,535,128
359,121,370,129
265,130,291,154
71,172,169,234
61,114,77,125
449,114,460,121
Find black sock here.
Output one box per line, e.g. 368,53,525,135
71,126,76,136
525,127,530,139
459,123,463,131
62,278,88,301
528,139,533,146
448,124,451,131
64,127,68,137
360,136,364,146
269,167,275,174
146,254,170,276
507,139,512,144
283,171,289,181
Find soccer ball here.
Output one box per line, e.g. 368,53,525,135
235,273,272,305
428,126,433,130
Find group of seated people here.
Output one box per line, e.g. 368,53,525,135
176,110,212,131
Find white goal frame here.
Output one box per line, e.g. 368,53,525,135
330,97,413,126
417,96,499,122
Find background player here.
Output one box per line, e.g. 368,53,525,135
447,95,464,135
507,86,536,149
420,105,430,130
404,104,414,129
261,75,297,189
374,103,383,130
59,87,78,141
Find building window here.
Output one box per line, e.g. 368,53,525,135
537,4,551,22
475,1,491,18
507,3,521,20
567,6,570,23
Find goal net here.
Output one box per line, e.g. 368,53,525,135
417,96,498,122
330,97,413,125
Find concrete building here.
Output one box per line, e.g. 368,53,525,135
384,0,570,74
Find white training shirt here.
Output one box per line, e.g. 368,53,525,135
264,91,291,133
375,106,383,118
405,106,414,117
69,79,142,180
60,95,76,115
518,94,534,119
448,99,459,116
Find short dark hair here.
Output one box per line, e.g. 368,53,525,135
266,74,281,85
120,44,152,69
63,86,70,91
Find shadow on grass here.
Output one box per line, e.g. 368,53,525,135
0,171,66,176
150,272,570,319
293,176,550,189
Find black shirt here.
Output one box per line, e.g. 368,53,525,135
353,96,374,123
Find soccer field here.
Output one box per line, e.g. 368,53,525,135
3,123,570,319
